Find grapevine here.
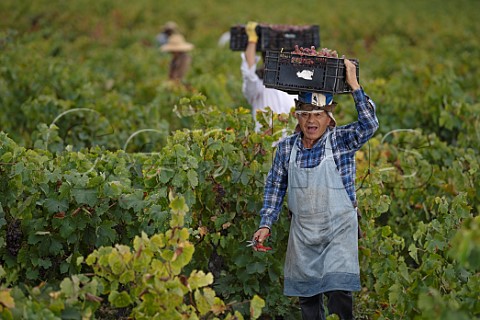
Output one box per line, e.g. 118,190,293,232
0,1,479,319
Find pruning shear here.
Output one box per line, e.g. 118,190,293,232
246,233,272,251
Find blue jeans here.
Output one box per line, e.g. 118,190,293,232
299,291,354,320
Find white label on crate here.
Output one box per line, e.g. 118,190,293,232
296,70,314,80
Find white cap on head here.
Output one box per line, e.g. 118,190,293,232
296,92,337,127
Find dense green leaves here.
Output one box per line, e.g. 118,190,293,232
1,95,479,318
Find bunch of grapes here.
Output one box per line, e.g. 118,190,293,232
267,24,314,32
6,219,23,256
213,183,226,204
291,45,339,57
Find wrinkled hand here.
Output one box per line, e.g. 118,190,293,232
246,21,259,43
251,227,271,252
344,58,360,91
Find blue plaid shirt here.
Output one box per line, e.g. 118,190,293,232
259,88,379,228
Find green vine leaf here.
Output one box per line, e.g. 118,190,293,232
71,188,98,207
188,270,213,290
108,290,132,308
44,198,69,213
187,169,198,188
169,196,189,215
250,295,265,319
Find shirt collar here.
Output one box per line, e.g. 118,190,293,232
297,129,330,150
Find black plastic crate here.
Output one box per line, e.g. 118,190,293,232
229,24,320,52
263,51,359,94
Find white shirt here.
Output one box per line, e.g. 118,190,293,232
240,53,297,120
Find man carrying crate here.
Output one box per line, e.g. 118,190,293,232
251,59,379,320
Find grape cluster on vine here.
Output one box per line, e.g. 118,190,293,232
213,183,226,204
6,219,23,256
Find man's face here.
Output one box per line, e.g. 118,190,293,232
296,111,332,142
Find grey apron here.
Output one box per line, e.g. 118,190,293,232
284,134,360,297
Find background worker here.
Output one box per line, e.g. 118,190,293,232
160,33,194,83
241,21,297,131
156,21,179,46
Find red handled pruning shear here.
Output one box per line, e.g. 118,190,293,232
246,233,272,251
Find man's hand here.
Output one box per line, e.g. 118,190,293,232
344,59,360,91
251,227,271,252
246,21,259,43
